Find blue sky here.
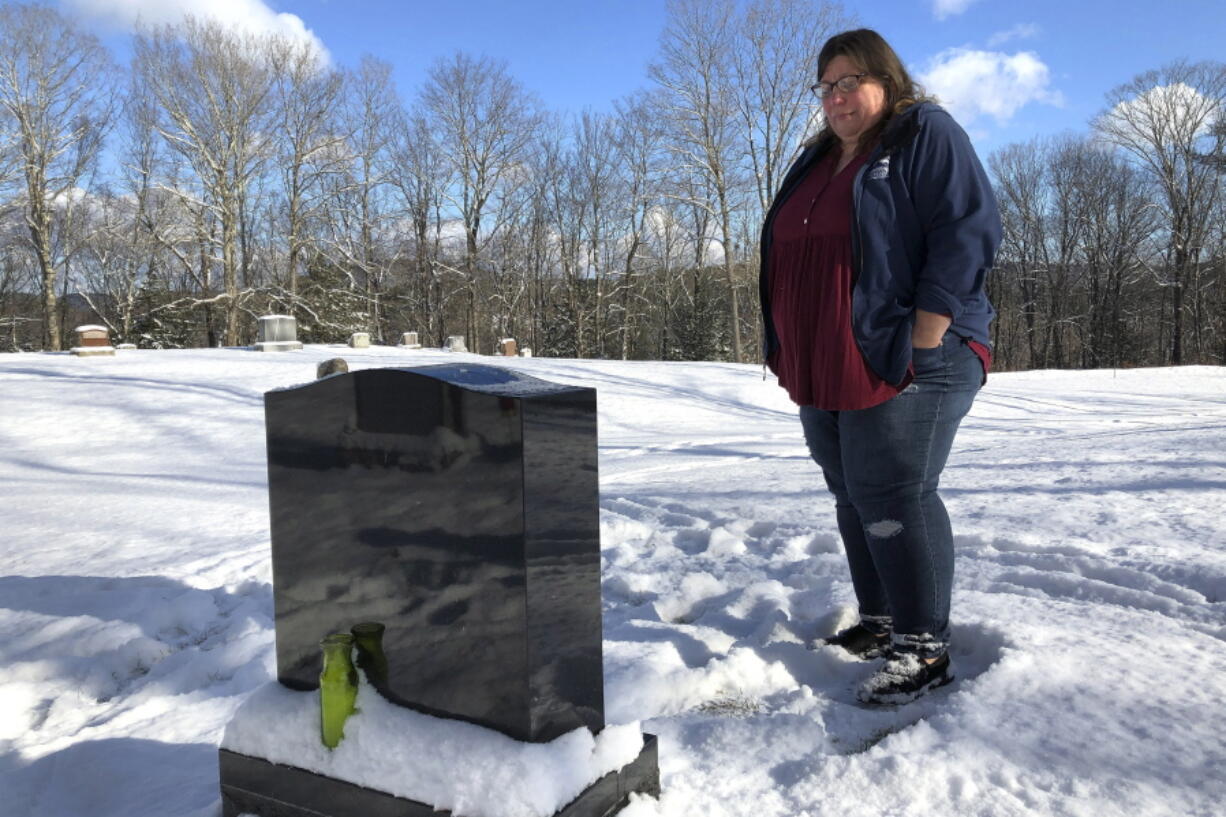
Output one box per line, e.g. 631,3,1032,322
63,0,1226,160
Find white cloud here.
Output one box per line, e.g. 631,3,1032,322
932,0,978,21
986,23,1041,48
1100,82,1219,142
918,48,1063,126
63,0,328,57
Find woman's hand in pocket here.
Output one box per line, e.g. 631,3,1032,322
912,308,951,349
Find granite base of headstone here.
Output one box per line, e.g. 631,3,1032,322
219,735,659,817
399,331,422,349
348,332,371,349
218,364,658,817
254,315,303,352
70,325,115,356
443,334,467,353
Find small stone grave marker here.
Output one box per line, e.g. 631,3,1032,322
316,358,349,379
254,315,303,352
70,325,114,357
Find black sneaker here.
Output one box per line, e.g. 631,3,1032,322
856,651,954,705
821,623,891,659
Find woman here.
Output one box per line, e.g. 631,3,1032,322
759,29,1000,704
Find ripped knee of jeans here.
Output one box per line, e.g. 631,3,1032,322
866,519,904,539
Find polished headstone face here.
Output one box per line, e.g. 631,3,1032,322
264,364,603,742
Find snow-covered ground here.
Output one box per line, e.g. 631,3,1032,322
1,345,1223,817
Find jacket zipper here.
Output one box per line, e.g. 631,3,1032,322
849,150,876,366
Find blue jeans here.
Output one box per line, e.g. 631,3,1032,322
798,332,982,657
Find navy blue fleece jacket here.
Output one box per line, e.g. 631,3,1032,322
759,102,1000,386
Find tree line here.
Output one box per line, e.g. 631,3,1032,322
0,1,1223,369
990,66,1226,369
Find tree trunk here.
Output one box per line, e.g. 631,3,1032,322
32,210,60,350
720,202,742,362
223,196,241,347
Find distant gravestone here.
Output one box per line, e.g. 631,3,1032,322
348,332,371,349
218,364,658,817
316,358,348,379
498,338,517,357
399,331,422,349
444,335,467,353
70,325,114,357
116,343,138,351
521,347,533,358
254,315,303,352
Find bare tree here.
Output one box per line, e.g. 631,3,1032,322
571,110,625,357
1039,136,1094,366
992,134,1169,370
0,3,115,350
732,0,846,215
1073,147,1158,368
611,91,668,359
317,57,401,341
388,109,452,344
539,116,589,356
518,124,567,355
0,220,38,350
1195,118,1226,172
1096,61,1226,363
989,141,1047,367
651,0,748,361
134,18,279,346
70,187,138,341
421,52,540,354
268,37,344,303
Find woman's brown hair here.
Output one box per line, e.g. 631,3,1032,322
804,28,931,150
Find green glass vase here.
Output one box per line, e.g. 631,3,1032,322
350,621,389,686
319,633,358,749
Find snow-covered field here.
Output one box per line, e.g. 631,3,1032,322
1,345,1223,817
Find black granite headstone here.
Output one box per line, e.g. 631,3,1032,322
264,364,604,742
222,364,658,817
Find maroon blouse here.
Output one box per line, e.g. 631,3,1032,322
767,150,906,410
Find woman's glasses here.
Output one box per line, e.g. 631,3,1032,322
810,73,869,100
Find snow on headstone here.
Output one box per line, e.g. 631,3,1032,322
222,679,646,817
